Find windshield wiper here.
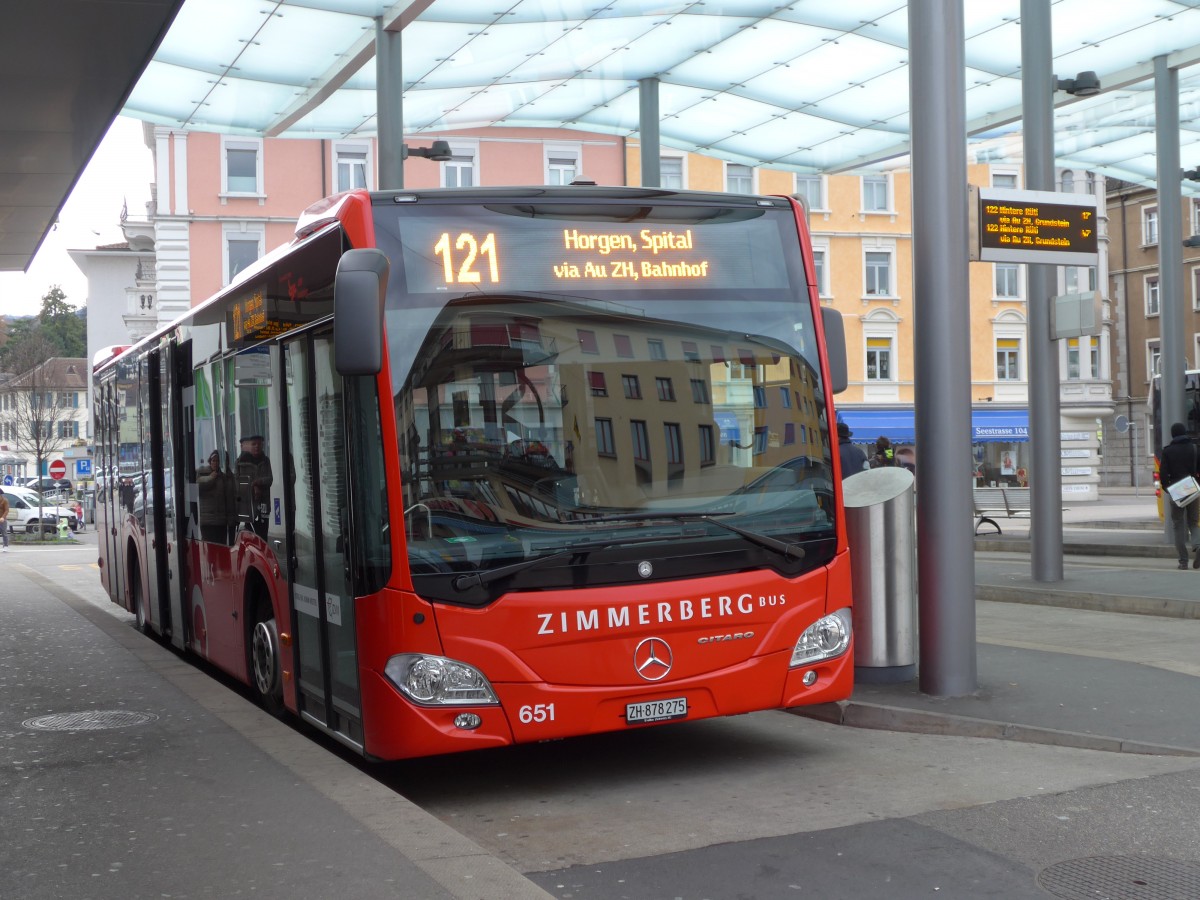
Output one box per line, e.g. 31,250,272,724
586,511,805,561
450,533,682,592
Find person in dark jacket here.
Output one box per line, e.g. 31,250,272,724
1159,421,1200,569
837,422,868,482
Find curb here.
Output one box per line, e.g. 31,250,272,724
793,701,1200,758
975,585,1200,618
975,538,1172,558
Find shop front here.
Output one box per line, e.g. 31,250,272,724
835,407,1029,484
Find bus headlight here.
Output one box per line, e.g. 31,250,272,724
790,608,852,667
384,654,499,706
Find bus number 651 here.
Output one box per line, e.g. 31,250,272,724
518,703,555,724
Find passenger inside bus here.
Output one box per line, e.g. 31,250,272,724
197,450,235,543
236,435,273,537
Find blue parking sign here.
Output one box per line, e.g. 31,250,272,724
76,459,93,476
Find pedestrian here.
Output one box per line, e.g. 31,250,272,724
837,422,868,482
0,491,9,551
872,435,895,468
1158,421,1200,569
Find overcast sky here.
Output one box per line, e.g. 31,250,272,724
1,117,155,318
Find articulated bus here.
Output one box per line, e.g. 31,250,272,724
93,185,854,761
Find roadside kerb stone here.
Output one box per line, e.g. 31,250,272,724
793,701,1200,758
975,584,1200,619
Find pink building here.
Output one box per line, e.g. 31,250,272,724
148,126,627,318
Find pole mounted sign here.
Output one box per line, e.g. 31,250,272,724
968,186,1099,266
49,459,67,480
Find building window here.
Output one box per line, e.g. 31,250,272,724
779,386,791,408
614,334,634,358
57,421,79,439
664,423,683,464
595,418,616,456
1060,170,1075,192
866,336,893,381
812,248,828,296
1143,206,1159,245
1193,267,1200,310
690,379,710,404
630,420,650,461
753,426,768,455
681,341,700,362
661,157,684,189
1145,276,1160,317
726,164,753,193
995,263,1021,299
334,143,370,191
794,174,823,210
546,145,580,185
865,251,891,296
622,375,641,399
648,339,666,360
753,385,766,408
222,138,262,194
588,371,608,397
656,377,675,401
862,174,889,211
1192,198,1200,236
1067,337,1101,380
699,424,715,465
578,329,599,353
996,337,1021,380
443,152,476,188
224,226,264,284
1147,341,1161,380
992,172,1019,188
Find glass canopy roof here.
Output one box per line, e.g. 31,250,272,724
123,0,1200,189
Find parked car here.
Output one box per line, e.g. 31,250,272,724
24,476,73,494
2,487,79,533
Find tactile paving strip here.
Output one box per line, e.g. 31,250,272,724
1038,855,1200,899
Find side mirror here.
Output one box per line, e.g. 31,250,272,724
820,306,848,394
334,249,389,376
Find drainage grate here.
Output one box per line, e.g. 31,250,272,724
23,710,159,732
1038,856,1200,900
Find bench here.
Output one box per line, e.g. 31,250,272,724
974,487,1069,535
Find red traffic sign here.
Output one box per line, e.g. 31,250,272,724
48,459,67,479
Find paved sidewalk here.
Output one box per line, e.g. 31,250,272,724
799,488,1200,757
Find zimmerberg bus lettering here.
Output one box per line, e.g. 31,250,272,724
535,592,786,635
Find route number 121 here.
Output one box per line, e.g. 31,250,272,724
433,231,500,284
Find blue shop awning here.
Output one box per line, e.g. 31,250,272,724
836,408,1029,445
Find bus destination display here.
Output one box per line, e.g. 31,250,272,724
970,186,1099,266
399,209,793,295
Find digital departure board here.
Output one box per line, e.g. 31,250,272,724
969,186,1099,266
390,204,796,295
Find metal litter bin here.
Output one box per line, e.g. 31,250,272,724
842,466,916,683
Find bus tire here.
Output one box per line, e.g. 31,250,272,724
250,599,285,718
131,559,150,636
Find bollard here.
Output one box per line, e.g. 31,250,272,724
841,467,917,683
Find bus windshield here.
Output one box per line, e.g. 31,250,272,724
374,197,835,601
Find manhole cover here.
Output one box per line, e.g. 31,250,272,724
23,710,159,732
1039,856,1200,899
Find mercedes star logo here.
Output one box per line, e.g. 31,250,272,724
634,637,673,681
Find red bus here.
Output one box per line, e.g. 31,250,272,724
93,185,854,761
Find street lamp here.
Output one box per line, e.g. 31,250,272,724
1053,71,1101,96
402,140,453,161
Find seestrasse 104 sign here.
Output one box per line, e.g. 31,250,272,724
969,185,1099,266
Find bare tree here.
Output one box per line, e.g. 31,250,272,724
0,335,79,523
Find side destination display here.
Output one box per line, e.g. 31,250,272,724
969,185,1099,266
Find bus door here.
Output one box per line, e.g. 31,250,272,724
159,340,190,652
279,330,363,747
99,378,123,606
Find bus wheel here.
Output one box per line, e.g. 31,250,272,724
250,602,285,717
131,564,150,635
